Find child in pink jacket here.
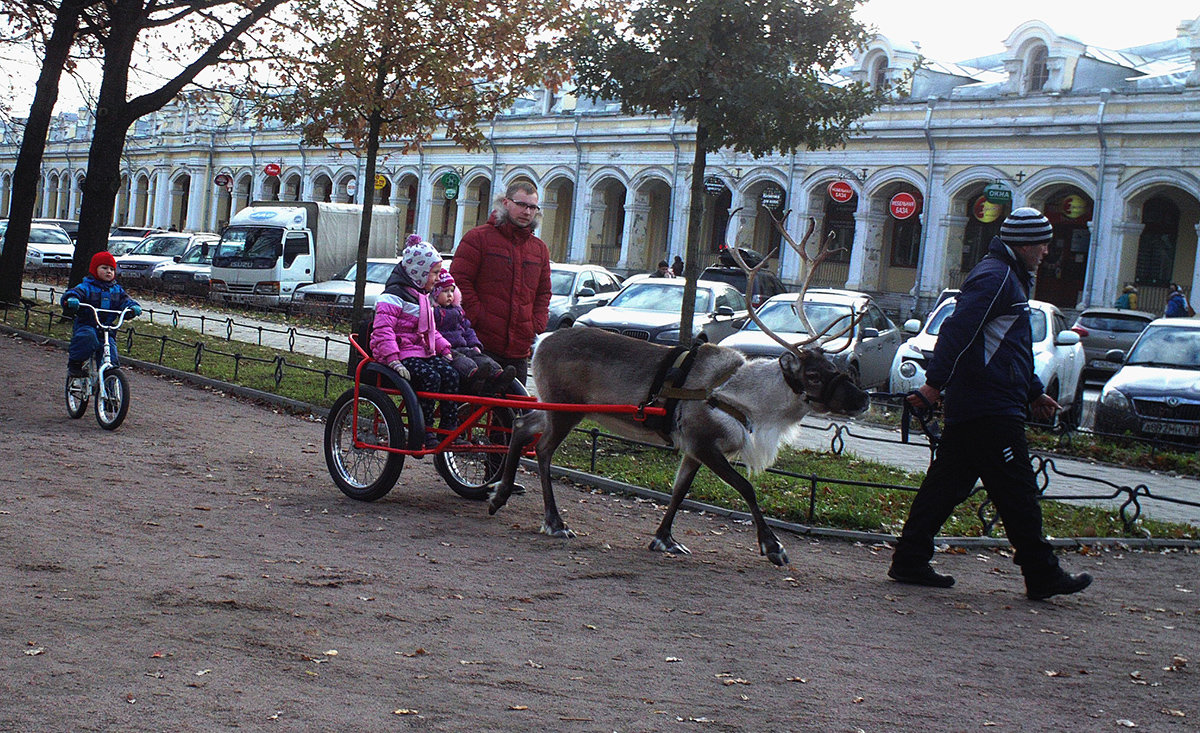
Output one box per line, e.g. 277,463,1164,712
371,235,459,448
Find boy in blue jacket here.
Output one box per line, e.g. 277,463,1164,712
61,251,141,376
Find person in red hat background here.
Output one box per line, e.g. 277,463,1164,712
60,251,142,376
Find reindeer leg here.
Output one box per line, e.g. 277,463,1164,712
534,413,583,538
649,455,702,556
696,446,789,566
487,411,546,515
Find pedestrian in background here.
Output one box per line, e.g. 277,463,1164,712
889,207,1092,600
1113,284,1138,310
450,181,551,385
1164,283,1194,318
650,260,675,278
671,255,685,277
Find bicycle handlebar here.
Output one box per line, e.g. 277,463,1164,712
74,302,134,330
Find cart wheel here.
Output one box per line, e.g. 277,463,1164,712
435,378,529,500
65,374,89,419
325,384,408,501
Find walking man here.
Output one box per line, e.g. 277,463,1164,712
889,207,1093,600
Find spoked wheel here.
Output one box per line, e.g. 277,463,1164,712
94,369,130,430
324,384,410,501
65,374,89,419
435,379,529,501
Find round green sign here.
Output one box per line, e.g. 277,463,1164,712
440,171,461,201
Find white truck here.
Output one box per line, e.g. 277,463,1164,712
209,201,402,306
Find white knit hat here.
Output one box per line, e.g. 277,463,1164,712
999,207,1053,245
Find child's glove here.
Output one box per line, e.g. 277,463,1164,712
63,296,79,313
387,360,410,381
129,304,142,318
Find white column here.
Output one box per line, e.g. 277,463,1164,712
414,171,435,242
152,168,171,227
843,190,870,290
567,185,593,262
186,173,205,231
615,186,639,269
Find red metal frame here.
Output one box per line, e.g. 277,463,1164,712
345,334,666,458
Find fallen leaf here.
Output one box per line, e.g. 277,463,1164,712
853,696,865,704
1116,720,1137,728
324,650,338,656
125,694,136,704
527,660,544,669
195,669,211,676
665,657,682,663
1161,708,1185,717
787,677,808,683
393,709,419,715
508,705,528,711
23,648,45,656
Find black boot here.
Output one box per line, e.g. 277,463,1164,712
67,361,85,377
491,365,517,394
1025,568,1092,600
888,561,955,588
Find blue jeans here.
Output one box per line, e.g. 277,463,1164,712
68,324,119,367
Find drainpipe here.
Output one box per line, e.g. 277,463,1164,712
569,113,583,257
1082,89,1111,309
248,127,257,206
785,148,797,279
910,95,939,317
297,138,307,201
204,130,216,229
667,115,680,257
489,119,499,191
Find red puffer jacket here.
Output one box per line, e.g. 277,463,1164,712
450,216,551,359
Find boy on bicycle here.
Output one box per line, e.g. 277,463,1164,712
61,251,142,376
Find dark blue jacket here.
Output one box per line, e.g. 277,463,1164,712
61,277,138,327
1165,291,1190,318
925,236,1044,424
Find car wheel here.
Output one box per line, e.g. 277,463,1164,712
1061,385,1084,430
558,318,573,330
847,362,861,387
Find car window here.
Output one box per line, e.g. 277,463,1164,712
867,304,891,332
925,300,956,335
29,227,72,245
179,244,213,264
597,273,620,293
609,282,712,313
1053,312,1068,335
744,300,853,335
580,275,598,293
133,235,189,257
365,262,397,283
1127,326,1200,368
1030,308,1048,342
550,269,575,296
1078,314,1153,333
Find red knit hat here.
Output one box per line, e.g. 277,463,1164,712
90,251,118,277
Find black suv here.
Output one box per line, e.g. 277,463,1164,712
699,247,788,308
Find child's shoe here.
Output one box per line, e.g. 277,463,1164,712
67,361,85,377
490,365,517,394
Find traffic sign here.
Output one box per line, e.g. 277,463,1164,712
264,163,281,177
374,174,387,190
440,171,460,201
704,176,726,196
214,173,231,187
889,192,918,220
973,195,1003,223
760,184,785,211
827,180,855,203
1061,194,1088,219
346,178,358,197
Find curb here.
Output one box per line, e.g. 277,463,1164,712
6,322,1196,551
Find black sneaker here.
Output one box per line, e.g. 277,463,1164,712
67,362,85,377
1026,570,1092,600
888,562,955,588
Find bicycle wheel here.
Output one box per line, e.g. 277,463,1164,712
435,379,528,501
65,375,89,419
324,384,408,501
94,369,130,430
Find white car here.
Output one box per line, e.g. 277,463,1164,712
292,258,401,310
890,297,1085,421
117,232,219,280
153,241,217,293
0,221,76,269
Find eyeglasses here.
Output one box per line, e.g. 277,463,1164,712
507,199,541,213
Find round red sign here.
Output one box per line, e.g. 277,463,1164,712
890,192,918,220
213,173,231,187
827,180,855,203
264,163,281,177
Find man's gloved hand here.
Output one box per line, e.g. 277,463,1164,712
129,303,142,318
63,296,79,313
387,360,410,381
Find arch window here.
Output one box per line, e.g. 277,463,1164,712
1026,44,1049,93
1135,196,1180,286
869,54,889,91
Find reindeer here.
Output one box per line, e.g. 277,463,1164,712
486,216,870,566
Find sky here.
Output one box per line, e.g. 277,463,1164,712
854,0,1198,63
2,1,1198,117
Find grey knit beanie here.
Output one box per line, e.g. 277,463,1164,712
999,207,1053,246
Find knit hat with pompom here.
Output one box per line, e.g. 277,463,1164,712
400,234,442,286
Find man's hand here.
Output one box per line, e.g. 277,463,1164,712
906,383,941,411
1030,393,1061,422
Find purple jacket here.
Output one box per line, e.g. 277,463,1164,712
434,304,483,350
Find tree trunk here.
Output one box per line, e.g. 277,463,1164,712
0,0,86,304
678,124,708,348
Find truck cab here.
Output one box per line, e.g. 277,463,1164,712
209,205,314,305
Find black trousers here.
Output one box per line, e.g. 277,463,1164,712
893,416,1058,576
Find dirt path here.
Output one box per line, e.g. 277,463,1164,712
1,334,1196,732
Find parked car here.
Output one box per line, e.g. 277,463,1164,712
117,232,219,281
152,241,218,293
1069,307,1156,384
1094,318,1200,442
545,263,623,331
292,258,401,310
890,297,1085,420
32,218,80,242
574,279,748,345
698,249,788,308
0,221,75,269
107,225,164,255
718,289,902,388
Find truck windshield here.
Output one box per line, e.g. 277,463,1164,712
213,227,283,268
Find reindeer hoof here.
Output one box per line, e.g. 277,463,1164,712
540,523,576,539
762,543,789,566
649,537,691,556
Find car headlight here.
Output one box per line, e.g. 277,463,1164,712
27,248,42,258
654,329,680,344
1099,386,1130,412
337,294,353,305
194,272,210,282
898,360,919,379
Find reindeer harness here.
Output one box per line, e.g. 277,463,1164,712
639,345,749,444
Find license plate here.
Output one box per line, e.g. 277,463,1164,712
1141,420,1199,437
1088,359,1115,369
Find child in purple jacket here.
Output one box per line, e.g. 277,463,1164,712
432,270,514,394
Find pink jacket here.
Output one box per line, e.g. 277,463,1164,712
370,288,452,364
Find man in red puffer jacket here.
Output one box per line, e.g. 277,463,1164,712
450,181,552,385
